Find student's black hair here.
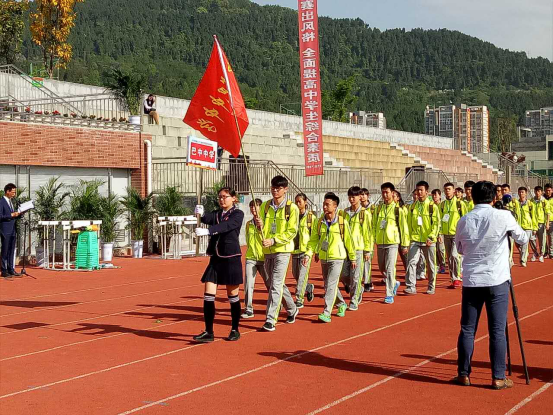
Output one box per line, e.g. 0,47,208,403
271,175,288,188
502,183,511,190
416,181,429,191
472,181,495,204
295,193,308,201
380,182,395,191
431,189,441,196
324,192,340,205
249,198,262,207
360,188,370,195
347,186,362,197
455,187,464,193
393,190,405,207
544,183,552,190
3,183,16,193
518,186,528,193
464,180,475,189
218,187,237,198
534,186,543,193
443,182,454,189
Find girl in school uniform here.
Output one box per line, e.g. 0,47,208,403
193,187,245,343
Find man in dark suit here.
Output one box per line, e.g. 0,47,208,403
1,183,21,279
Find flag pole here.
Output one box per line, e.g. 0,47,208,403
214,35,263,234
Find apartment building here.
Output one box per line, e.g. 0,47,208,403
524,108,553,138
349,111,386,129
424,104,489,153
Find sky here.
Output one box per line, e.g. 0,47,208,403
252,0,553,61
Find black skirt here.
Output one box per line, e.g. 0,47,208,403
201,255,243,286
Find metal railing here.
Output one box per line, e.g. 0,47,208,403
0,64,83,115
152,160,384,197
0,107,140,132
0,93,131,122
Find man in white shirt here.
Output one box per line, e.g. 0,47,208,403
453,181,528,390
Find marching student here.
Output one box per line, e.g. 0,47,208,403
242,199,269,319
502,183,520,220
373,183,410,304
393,190,409,273
516,187,536,267
432,189,447,274
255,175,300,332
360,188,375,292
340,186,372,310
455,187,464,200
545,183,553,259
292,193,315,308
530,186,548,263
192,187,245,343
303,192,356,322
494,184,503,204
404,181,440,295
463,181,475,212
440,182,468,289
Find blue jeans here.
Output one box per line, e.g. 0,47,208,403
457,281,509,380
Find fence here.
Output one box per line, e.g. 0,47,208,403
152,160,384,197
0,95,138,132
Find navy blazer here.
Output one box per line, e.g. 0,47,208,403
0,197,17,235
201,207,244,258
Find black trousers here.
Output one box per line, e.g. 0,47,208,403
0,232,16,273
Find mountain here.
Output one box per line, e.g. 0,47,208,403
20,0,553,150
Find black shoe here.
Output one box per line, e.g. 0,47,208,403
9,271,22,277
262,322,275,332
306,283,314,302
227,330,240,341
2,273,13,280
193,331,214,343
344,284,350,294
286,307,299,324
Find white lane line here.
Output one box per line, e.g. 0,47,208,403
307,305,553,415
2,273,550,406
117,273,553,415
0,275,193,302
114,303,461,415
504,379,553,415
0,283,199,323
0,297,202,362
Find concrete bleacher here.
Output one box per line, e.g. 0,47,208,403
321,135,420,184
400,144,498,182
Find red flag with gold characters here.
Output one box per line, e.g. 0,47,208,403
184,36,249,158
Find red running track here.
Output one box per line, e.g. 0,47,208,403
0,254,552,415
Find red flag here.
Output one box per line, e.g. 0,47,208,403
184,36,249,158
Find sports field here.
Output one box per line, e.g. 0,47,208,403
1,252,552,414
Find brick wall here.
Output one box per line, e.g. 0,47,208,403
0,121,151,170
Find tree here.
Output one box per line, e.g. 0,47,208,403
0,0,29,64
104,68,145,115
491,116,518,153
30,0,84,78
322,76,358,122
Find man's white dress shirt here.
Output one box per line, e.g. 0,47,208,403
456,204,528,287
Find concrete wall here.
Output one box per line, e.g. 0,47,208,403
1,73,454,150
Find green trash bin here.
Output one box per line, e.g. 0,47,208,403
75,231,99,270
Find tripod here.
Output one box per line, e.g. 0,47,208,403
505,274,530,384
20,218,32,277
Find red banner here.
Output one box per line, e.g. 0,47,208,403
298,0,323,176
184,38,249,158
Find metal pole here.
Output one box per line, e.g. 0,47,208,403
195,168,203,256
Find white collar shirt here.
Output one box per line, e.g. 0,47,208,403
4,196,13,212
455,204,529,287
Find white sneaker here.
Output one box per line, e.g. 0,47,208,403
416,275,427,280
531,255,537,262
539,256,544,263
